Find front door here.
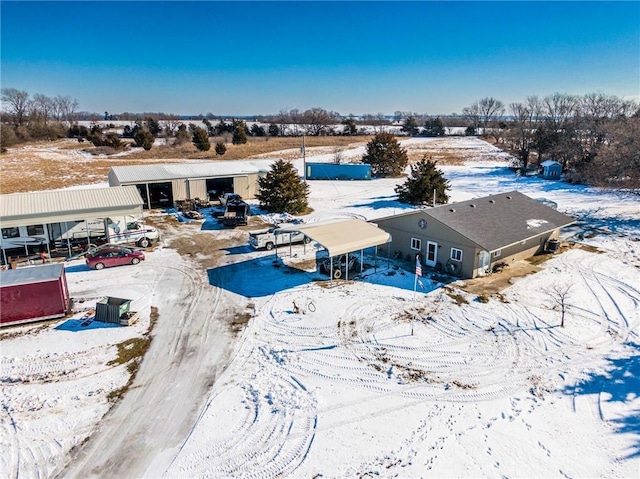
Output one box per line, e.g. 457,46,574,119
477,250,490,276
425,241,438,267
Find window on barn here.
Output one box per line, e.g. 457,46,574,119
493,250,501,258
450,248,463,261
2,227,20,239
410,237,422,251
27,225,45,235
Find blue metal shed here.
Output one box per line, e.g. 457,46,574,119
306,163,371,181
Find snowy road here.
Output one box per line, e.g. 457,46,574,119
59,248,242,478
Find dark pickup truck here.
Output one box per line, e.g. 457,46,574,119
222,199,250,227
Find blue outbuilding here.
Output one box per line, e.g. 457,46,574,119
305,163,371,181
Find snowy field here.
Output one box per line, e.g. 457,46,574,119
1,137,639,478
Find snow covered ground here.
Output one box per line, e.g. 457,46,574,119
1,137,639,478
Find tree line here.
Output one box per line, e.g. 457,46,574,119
2,87,638,187
458,93,639,187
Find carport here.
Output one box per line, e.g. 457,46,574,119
275,218,392,282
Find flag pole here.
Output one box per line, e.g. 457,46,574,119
413,253,420,300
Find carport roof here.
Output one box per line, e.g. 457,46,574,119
276,218,392,257
0,186,144,228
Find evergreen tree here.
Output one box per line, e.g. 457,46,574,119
215,141,226,156
401,115,419,136
202,118,216,136
134,129,155,150
174,124,190,145
192,126,211,151
268,123,280,136
215,120,232,135
144,117,161,136
423,118,445,137
395,156,450,205
256,159,309,214
362,132,408,177
232,123,248,144
250,123,266,137
342,117,358,135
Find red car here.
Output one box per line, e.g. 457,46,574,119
86,246,145,270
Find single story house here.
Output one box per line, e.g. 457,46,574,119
108,160,273,209
373,191,575,279
540,160,562,179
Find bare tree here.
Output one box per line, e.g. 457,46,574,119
273,109,290,136
544,282,573,327
1,88,30,125
542,93,577,130
32,93,54,125
289,108,301,136
505,101,535,172
301,107,336,136
478,97,505,130
462,101,481,134
53,95,79,124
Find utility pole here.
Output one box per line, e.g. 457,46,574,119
301,133,307,182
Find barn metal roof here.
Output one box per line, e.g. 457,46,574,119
276,218,392,257
0,263,64,287
109,160,274,184
0,186,144,228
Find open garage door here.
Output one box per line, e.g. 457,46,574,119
206,178,234,202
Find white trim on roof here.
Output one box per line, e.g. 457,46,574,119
276,218,392,257
109,160,274,184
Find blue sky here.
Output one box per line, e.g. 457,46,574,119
2,1,639,116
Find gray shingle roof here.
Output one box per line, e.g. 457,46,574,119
426,191,574,251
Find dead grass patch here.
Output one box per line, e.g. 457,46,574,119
577,244,604,254
444,287,469,305
106,306,158,403
1,135,480,194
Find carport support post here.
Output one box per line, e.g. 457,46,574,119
345,252,349,281
330,256,334,286
145,184,151,210
387,243,391,270
65,222,71,257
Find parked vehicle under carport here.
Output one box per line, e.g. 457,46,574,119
319,254,358,279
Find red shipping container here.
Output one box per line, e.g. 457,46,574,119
0,263,70,327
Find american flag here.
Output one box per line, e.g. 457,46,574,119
415,256,422,277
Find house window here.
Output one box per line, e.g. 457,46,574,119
493,250,501,258
410,237,422,251
27,224,45,235
2,227,19,239
450,248,463,261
